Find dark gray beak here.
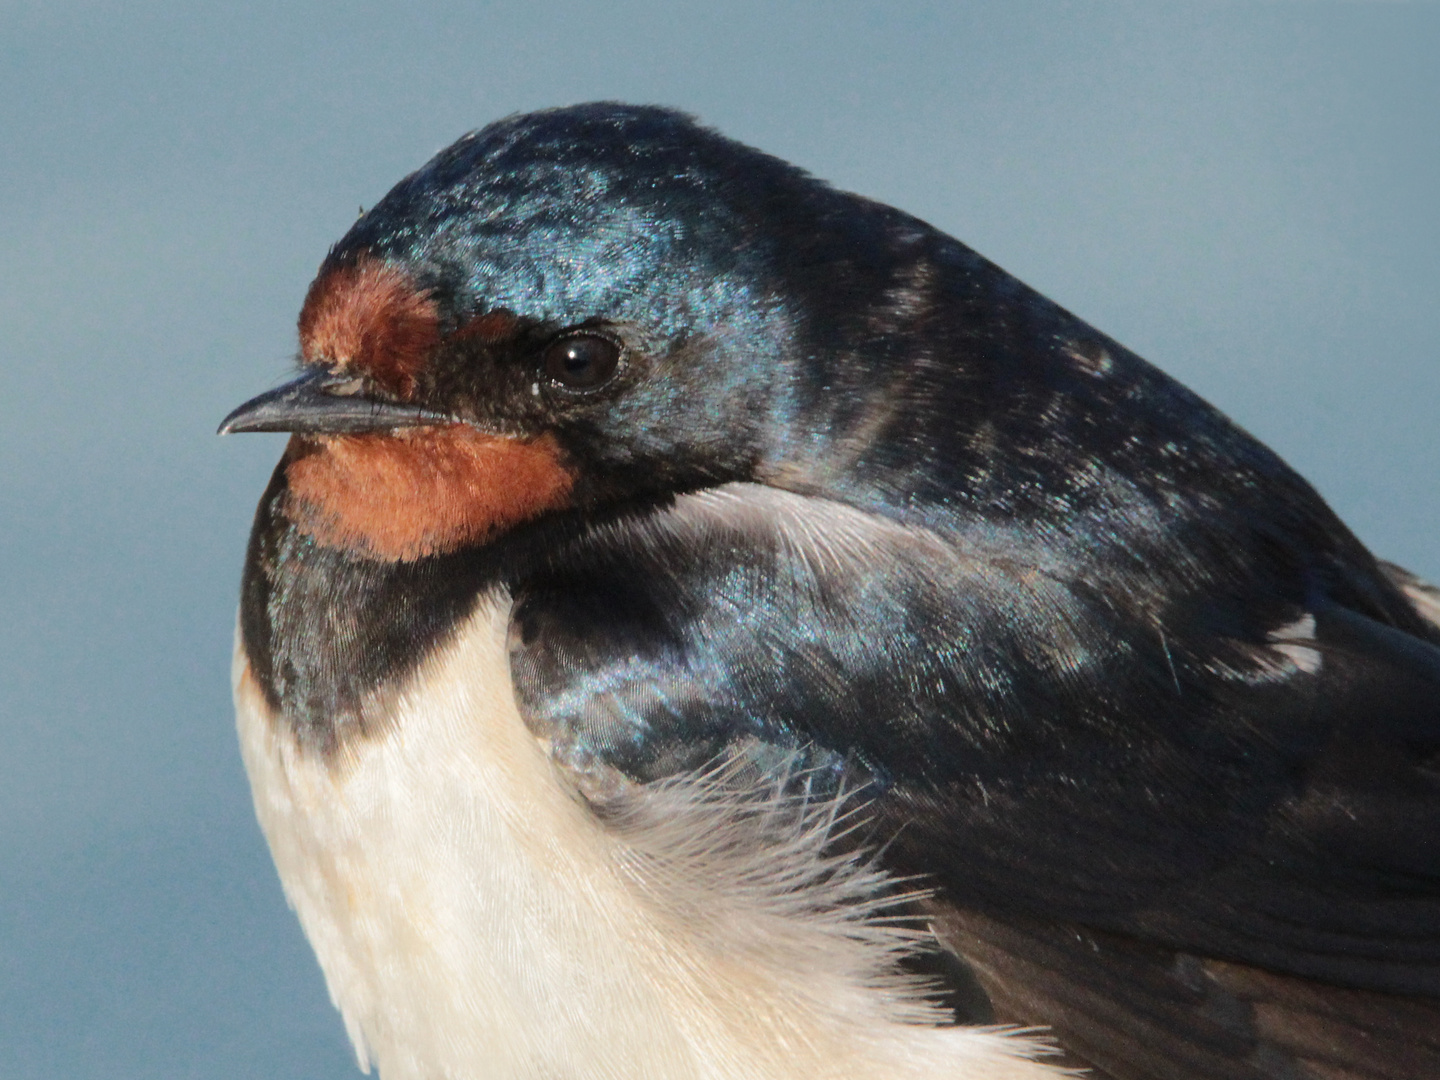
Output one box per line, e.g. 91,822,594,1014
218,368,449,435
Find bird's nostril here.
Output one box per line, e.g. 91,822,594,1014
324,378,368,397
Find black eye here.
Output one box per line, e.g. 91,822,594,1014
542,333,621,390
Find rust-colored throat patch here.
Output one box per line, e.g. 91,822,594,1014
283,427,574,561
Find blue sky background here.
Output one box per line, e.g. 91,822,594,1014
1,2,1436,1076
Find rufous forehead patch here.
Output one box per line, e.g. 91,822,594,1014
297,257,441,399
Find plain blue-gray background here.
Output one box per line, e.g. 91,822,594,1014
1,2,1435,1076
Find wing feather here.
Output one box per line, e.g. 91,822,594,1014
507,483,1440,1072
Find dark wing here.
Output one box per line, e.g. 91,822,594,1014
506,484,1440,1078
932,906,1440,1080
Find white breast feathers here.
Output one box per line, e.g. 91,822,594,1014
234,596,1061,1080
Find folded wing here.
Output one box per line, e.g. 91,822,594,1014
507,483,1440,1078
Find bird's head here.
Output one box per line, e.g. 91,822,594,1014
221,104,837,562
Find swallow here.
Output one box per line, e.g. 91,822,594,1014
220,103,1440,1080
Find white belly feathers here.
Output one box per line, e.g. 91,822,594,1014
234,595,1059,1080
